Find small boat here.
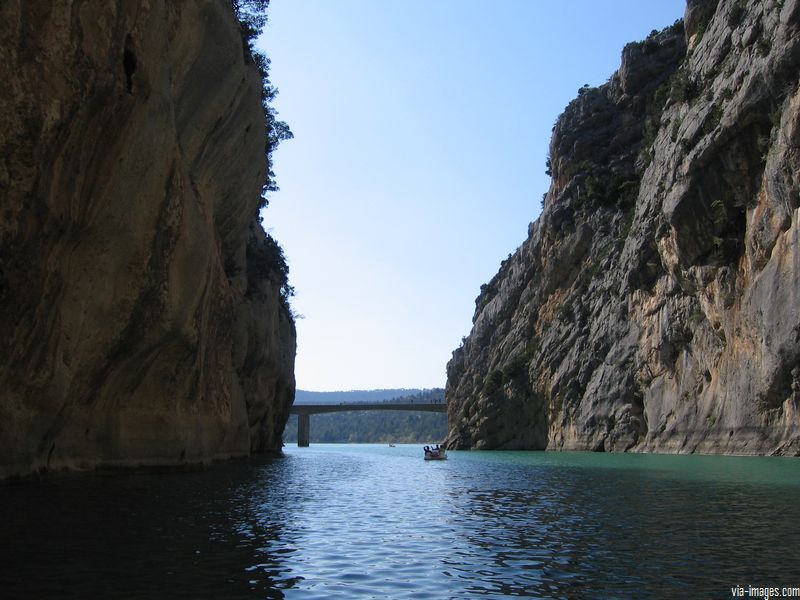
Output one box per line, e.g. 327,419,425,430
423,446,447,461
388,443,396,447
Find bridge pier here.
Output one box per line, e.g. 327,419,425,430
297,413,310,447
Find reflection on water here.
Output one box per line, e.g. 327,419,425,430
1,446,799,599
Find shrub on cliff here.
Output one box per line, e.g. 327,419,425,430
246,226,295,309
231,0,293,208
233,1,295,317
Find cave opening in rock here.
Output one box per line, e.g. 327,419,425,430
123,34,137,93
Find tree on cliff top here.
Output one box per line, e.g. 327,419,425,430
231,0,293,208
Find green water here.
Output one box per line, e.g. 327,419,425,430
2,445,798,598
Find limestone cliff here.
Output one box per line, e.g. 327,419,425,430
0,1,296,479
446,0,800,455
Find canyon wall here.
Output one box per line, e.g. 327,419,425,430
446,0,800,455
0,0,295,478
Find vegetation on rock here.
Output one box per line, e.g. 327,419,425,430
232,0,295,314
232,0,293,205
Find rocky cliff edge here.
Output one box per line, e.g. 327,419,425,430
446,0,800,455
0,0,296,478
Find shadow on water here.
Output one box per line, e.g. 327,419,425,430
0,458,300,599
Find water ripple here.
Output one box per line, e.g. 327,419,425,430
1,446,799,598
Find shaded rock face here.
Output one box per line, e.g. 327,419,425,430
0,1,296,478
446,0,800,456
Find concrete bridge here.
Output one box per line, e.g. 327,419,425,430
289,402,447,446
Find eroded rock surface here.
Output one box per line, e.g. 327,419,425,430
447,0,800,455
0,0,296,478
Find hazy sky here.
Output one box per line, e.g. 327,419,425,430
258,0,685,392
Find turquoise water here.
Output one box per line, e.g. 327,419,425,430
2,445,799,598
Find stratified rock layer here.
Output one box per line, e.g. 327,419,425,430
446,0,800,455
0,1,296,478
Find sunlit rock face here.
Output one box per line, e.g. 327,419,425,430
446,0,800,455
0,1,295,478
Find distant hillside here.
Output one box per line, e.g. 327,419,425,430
285,389,446,443
295,388,442,405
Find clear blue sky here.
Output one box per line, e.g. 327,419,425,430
258,0,685,392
